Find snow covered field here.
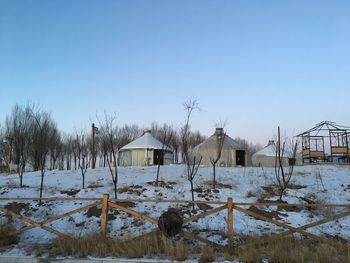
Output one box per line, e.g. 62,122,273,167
0,164,349,254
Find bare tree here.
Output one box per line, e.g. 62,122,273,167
0,126,4,163
77,131,90,189
188,130,206,149
0,125,10,169
119,124,141,148
98,113,121,199
181,99,202,210
49,129,62,170
30,110,58,198
169,130,180,163
275,126,297,201
62,134,74,170
5,104,33,187
154,124,174,186
209,128,226,189
72,134,80,170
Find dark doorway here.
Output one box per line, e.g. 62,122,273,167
153,150,164,165
236,150,245,166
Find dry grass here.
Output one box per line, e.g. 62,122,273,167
0,220,18,248
302,192,336,217
235,235,349,263
40,231,350,262
51,231,189,261
245,190,258,198
199,246,216,263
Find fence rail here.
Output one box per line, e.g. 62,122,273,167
1,197,349,207
0,195,349,253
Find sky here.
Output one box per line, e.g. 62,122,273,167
0,1,349,145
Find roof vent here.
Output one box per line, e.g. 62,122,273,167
215,128,223,136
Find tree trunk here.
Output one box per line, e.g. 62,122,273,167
52,158,57,170
40,168,44,198
19,174,23,188
113,181,117,199
190,180,195,210
156,163,161,186
212,163,216,189
18,163,24,188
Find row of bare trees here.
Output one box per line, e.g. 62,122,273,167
0,103,209,199
0,104,60,198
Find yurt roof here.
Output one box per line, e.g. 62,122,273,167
252,142,277,157
194,132,244,151
120,131,171,151
252,141,292,158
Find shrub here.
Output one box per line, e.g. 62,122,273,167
0,220,18,248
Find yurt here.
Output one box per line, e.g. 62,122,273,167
192,128,247,167
251,140,289,167
118,129,173,166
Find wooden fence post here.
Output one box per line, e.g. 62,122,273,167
101,194,109,236
227,197,234,254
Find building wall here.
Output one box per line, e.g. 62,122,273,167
193,147,246,167
251,155,289,167
119,149,174,166
118,150,132,166
131,149,150,166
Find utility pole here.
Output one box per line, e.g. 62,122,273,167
91,123,98,169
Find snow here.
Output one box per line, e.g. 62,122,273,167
252,143,277,157
0,164,350,257
120,132,169,150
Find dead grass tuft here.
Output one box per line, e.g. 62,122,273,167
260,184,281,199
245,190,258,198
87,182,104,189
199,246,215,263
301,193,336,217
4,202,30,214
60,189,80,196
48,231,350,262
52,231,189,261
0,220,18,248
235,235,349,263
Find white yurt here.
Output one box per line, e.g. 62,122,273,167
192,128,247,167
118,129,173,166
251,140,290,167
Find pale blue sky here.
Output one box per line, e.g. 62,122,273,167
0,1,349,144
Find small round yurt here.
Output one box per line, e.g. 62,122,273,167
192,128,247,167
118,129,173,166
251,140,289,167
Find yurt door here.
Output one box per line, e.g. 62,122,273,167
236,150,245,166
153,150,164,165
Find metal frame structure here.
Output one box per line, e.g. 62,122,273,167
297,121,350,164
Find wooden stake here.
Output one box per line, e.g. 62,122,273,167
181,230,226,251
234,205,338,247
101,194,109,236
108,201,158,225
227,197,234,254
273,209,350,238
10,201,100,236
184,205,227,224
0,207,70,239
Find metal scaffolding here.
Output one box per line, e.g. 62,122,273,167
296,121,350,164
